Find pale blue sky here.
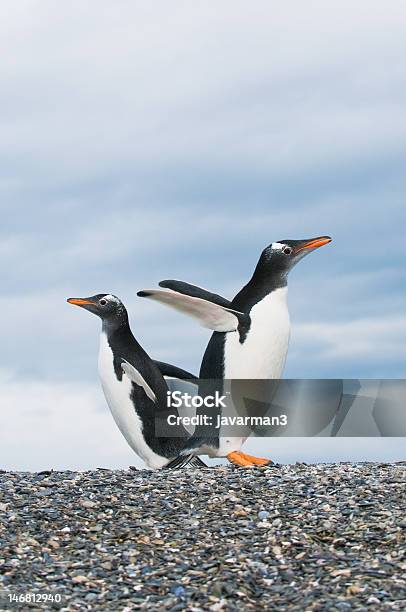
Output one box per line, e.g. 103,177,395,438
0,1,405,468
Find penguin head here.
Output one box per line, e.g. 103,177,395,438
259,236,332,276
67,294,128,327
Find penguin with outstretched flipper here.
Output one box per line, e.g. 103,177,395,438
138,236,332,467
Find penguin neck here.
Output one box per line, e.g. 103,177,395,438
102,313,137,347
102,310,126,330
232,265,288,312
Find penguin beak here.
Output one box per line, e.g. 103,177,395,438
67,297,97,310
294,236,332,254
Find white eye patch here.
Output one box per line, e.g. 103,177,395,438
271,242,286,251
103,294,120,303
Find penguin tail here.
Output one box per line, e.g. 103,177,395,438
165,454,208,470
189,456,208,468
153,360,197,381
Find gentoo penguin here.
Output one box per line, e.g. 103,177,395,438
67,294,206,470
137,236,332,467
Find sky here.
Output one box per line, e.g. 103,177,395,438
0,1,405,469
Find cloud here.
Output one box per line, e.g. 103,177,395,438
287,315,406,379
295,316,406,362
0,371,138,471
0,1,406,186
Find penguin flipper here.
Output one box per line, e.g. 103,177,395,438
137,288,249,332
153,360,197,381
159,280,231,308
121,359,157,403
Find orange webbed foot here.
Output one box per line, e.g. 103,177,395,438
227,451,272,467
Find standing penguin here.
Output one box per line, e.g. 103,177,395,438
137,236,332,466
67,294,205,470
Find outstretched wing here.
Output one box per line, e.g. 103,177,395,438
159,280,231,308
138,282,249,332
121,359,157,403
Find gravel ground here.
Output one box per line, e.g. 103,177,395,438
0,463,404,611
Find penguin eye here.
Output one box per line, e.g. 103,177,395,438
283,246,292,255
99,298,108,306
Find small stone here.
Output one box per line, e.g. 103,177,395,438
209,601,227,611
171,585,185,597
71,575,89,584
258,510,270,520
346,584,363,595
26,538,40,546
330,569,351,577
336,603,351,610
80,499,97,509
100,561,112,570
234,509,247,516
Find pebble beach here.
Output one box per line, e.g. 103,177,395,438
0,463,404,611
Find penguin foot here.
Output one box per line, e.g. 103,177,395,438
227,451,271,467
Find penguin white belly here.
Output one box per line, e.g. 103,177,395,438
98,333,167,470
224,287,290,380
216,288,290,458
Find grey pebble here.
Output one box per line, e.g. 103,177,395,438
0,463,404,610
257,510,270,520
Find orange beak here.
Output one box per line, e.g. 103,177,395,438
296,236,332,253
67,298,95,306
